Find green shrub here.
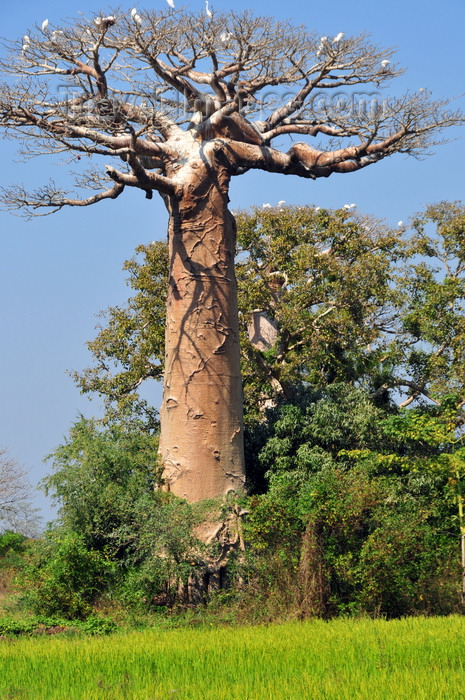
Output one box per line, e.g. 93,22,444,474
21,532,115,618
0,531,26,558
0,618,36,636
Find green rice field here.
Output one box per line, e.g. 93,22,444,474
1,616,465,699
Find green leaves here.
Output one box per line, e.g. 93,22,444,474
42,417,162,557
73,201,465,426
236,206,402,415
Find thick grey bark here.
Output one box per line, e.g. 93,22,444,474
159,156,246,500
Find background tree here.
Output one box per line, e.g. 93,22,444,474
0,447,39,537
75,241,168,431
235,206,403,418
0,9,462,502
373,201,465,408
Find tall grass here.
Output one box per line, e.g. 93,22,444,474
1,616,464,699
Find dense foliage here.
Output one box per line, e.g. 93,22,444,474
20,418,216,616
7,202,465,621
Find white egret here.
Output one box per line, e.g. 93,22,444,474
333,32,344,43
343,203,356,210
397,220,403,227
131,8,138,17
381,59,390,70
219,31,231,43
277,200,286,207
205,1,213,19
23,35,30,44
314,206,321,212
166,0,175,8
95,16,115,26
41,19,49,32
262,203,271,209
134,14,142,25
316,36,327,57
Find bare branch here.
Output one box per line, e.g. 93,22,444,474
105,164,175,196
0,447,40,536
0,9,462,215
1,179,125,218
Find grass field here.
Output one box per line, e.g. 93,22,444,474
1,616,465,699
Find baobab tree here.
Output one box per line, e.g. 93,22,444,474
0,9,462,502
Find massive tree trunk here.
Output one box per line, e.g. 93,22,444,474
159,150,246,501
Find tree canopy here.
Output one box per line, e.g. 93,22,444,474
0,9,462,212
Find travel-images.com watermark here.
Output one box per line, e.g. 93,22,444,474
55,86,387,122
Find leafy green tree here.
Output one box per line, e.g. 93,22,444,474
22,531,114,618
74,242,168,429
42,417,161,558
370,402,465,604
243,381,462,618
371,201,465,408
235,206,404,418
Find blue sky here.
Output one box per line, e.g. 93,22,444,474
0,0,464,525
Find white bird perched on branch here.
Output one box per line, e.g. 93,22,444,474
41,19,49,32
316,36,328,57
94,16,116,27
166,0,175,8
333,32,344,43
23,35,30,44
381,59,390,69
343,203,356,210
219,31,231,44
131,9,142,25
205,1,213,19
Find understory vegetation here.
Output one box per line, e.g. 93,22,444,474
2,202,465,626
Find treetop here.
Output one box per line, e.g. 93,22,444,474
0,8,463,214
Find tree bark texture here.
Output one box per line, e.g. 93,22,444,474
159,154,246,501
